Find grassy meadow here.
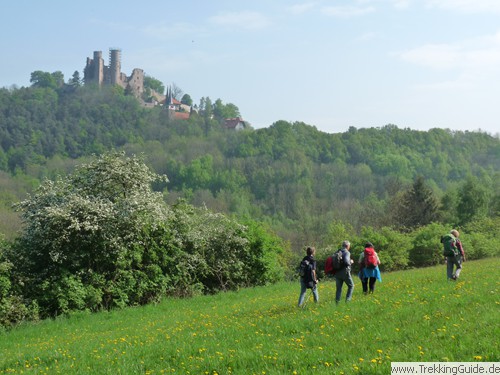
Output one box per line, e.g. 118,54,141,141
1,258,498,374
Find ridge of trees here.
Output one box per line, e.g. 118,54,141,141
0,77,499,250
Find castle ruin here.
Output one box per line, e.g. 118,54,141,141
83,48,194,117
83,48,145,99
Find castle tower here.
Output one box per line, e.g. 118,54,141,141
84,51,104,85
93,51,104,85
109,48,121,85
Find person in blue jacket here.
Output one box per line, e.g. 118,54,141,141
358,242,382,294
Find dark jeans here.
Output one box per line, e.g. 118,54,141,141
362,277,377,293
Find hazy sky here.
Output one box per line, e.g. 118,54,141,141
1,0,500,136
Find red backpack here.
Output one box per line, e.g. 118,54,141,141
325,249,343,275
364,247,378,269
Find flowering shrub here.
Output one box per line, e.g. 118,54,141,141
6,152,288,321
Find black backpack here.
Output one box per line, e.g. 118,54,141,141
331,249,344,270
299,258,315,288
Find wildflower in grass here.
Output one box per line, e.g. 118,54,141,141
359,358,364,362
474,356,482,361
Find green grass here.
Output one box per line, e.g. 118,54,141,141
1,258,498,374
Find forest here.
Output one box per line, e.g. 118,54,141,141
0,73,499,326
1,77,498,248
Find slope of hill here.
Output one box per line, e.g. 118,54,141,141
1,258,498,374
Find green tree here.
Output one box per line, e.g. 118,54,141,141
12,152,170,316
30,71,64,89
392,176,440,230
213,98,240,120
68,71,81,87
144,76,165,94
457,176,490,225
180,94,193,106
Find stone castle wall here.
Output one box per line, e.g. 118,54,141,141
84,48,144,99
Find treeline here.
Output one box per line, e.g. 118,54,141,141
0,81,499,251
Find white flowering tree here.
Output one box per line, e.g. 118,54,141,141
12,152,170,315
10,151,288,319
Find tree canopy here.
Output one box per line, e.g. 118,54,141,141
0,80,498,252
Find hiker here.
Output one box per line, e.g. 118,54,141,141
358,242,382,294
334,240,354,304
442,229,466,281
298,246,319,307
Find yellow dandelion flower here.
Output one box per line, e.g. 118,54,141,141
377,349,383,354
359,358,364,362
474,356,482,361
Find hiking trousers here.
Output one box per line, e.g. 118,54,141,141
362,277,377,294
298,278,319,306
446,255,463,280
335,269,354,303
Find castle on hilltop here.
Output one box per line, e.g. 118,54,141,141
82,48,247,126
83,48,146,100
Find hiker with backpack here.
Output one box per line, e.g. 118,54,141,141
333,240,355,304
358,242,382,294
441,229,466,281
297,246,319,307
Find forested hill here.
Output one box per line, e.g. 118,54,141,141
0,84,499,250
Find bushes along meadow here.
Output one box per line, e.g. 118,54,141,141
0,152,288,323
